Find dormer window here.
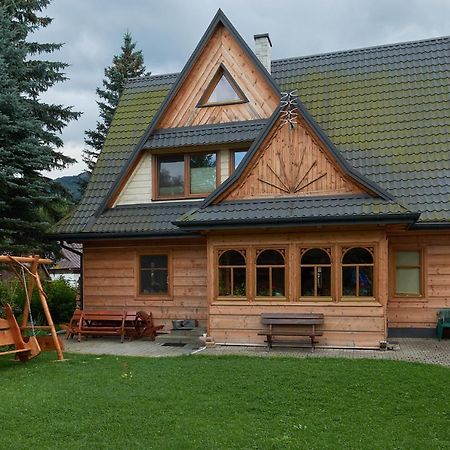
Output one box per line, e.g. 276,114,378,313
198,64,247,107
154,152,218,200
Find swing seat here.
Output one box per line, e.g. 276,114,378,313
0,304,41,362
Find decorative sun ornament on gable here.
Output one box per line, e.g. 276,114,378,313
197,64,248,107
257,91,326,194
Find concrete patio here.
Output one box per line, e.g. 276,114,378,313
63,336,450,368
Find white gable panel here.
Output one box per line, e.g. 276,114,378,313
114,152,152,206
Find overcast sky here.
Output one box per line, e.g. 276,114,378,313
35,0,450,178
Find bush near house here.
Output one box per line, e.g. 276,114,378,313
0,277,76,324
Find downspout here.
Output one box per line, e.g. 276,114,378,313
59,241,84,309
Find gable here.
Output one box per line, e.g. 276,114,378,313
157,23,279,129
216,113,369,202
50,32,450,238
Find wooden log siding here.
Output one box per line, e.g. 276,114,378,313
83,240,208,328
387,233,450,330
157,24,278,129
207,229,389,348
224,116,365,201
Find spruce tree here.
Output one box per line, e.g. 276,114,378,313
0,0,81,255
83,32,146,171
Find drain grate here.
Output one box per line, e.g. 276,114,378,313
161,343,187,347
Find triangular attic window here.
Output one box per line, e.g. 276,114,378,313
198,65,248,107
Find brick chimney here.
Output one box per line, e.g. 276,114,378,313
254,33,272,73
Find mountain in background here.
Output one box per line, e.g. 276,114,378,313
54,172,91,201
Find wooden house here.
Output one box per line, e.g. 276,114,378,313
50,10,450,348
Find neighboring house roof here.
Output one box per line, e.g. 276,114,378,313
144,120,266,149
51,243,82,271
175,195,418,229
50,29,450,239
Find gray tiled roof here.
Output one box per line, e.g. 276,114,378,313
88,202,197,235
51,34,450,237
145,120,266,149
271,36,450,223
175,195,416,228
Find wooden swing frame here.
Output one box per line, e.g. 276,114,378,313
0,255,64,361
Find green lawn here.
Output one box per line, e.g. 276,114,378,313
1,353,449,450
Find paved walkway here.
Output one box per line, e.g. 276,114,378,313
64,337,450,367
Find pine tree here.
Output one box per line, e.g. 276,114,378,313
0,0,81,255
83,32,146,171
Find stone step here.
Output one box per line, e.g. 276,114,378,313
164,327,206,337
155,333,204,346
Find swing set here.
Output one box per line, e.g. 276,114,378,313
0,255,64,362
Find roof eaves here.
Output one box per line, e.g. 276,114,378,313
46,230,199,242
173,212,420,230
91,9,282,223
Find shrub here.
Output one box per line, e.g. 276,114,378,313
0,277,77,324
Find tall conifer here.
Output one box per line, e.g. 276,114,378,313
0,0,81,255
83,32,146,171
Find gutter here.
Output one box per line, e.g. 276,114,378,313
409,222,450,230
47,231,201,242
173,213,420,231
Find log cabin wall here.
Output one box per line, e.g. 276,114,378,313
82,239,208,329
207,228,389,348
387,231,450,333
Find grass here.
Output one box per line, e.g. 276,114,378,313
1,352,449,450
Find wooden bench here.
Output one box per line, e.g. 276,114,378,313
0,303,41,361
65,308,82,340
133,311,164,341
258,313,324,352
74,310,128,343
66,309,164,342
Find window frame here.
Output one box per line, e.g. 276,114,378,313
299,247,333,301
340,246,376,301
216,249,247,300
152,151,220,200
197,64,248,108
136,251,172,300
391,246,426,300
255,248,287,300
229,149,248,175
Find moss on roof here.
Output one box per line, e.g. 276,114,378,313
52,35,450,236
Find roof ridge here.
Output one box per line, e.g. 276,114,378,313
272,35,450,65
125,34,449,87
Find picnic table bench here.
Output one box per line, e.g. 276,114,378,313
65,309,163,343
258,313,324,352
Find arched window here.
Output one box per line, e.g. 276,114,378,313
218,250,246,297
342,247,374,297
256,249,285,297
300,248,331,297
